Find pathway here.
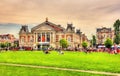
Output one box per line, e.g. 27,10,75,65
0,63,120,76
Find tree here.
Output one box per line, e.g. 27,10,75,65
0,43,2,49
113,19,120,35
104,38,113,48
1,43,6,49
92,35,96,47
59,39,68,48
114,34,120,45
82,41,88,49
113,19,120,44
13,44,17,48
5,42,11,47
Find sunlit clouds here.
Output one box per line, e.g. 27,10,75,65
0,0,120,38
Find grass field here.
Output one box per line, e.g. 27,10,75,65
0,65,109,76
0,51,120,74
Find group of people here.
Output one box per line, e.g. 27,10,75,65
42,47,64,54
81,47,119,54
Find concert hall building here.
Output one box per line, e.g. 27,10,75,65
19,18,88,49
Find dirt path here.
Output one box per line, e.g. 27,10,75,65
0,62,120,76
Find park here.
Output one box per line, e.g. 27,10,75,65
0,32,120,76
0,50,120,76
1,1,120,75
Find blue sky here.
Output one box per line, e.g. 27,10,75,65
0,23,36,38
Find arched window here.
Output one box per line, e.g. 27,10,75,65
21,37,25,43
30,36,33,42
67,36,71,42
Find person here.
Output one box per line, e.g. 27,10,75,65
43,46,50,54
57,47,64,54
114,44,117,54
75,46,77,51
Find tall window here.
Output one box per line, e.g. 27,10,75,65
46,33,50,42
21,37,25,43
30,36,33,42
67,36,71,42
38,33,41,42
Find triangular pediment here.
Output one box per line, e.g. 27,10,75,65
31,21,65,32
36,25,54,31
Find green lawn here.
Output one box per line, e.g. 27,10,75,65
0,51,120,73
0,65,108,76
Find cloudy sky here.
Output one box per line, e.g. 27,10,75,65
0,0,120,39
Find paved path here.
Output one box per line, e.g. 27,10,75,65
0,63,120,76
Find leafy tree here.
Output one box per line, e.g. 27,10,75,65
113,19,120,44
1,43,6,48
14,40,19,47
113,19,120,35
82,41,88,49
92,35,96,47
114,34,120,45
13,44,17,48
104,38,113,48
6,42,11,47
0,43,2,49
90,40,93,47
59,39,68,48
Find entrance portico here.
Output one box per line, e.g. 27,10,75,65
37,42,50,50
35,32,52,50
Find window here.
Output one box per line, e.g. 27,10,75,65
67,36,71,42
21,37,25,43
30,36,33,42
38,33,41,42
46,33,50,42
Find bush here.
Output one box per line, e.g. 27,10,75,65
59,39,68,48
104,38,113,48
82,41,88,49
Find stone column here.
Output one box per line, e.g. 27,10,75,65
40,33,42,49
36,33,38,43
36,33,38,49
50,33,51,43
51,32,53,43
40,33,42,42
34,33,36,43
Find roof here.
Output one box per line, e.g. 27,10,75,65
66,23,75,33
0,34,16,43
97,27,111,32
31,20,65,32
19,25,29,34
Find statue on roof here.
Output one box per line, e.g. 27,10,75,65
46,17,48,22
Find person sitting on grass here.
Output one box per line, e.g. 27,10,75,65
43,46,50,54
57,47,64,54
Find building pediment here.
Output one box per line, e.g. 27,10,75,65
35,25,54,31
31,21,65,32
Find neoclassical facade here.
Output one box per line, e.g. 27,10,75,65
19,19,86,49
96,27,114,45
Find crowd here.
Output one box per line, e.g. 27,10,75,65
1,45,120,55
